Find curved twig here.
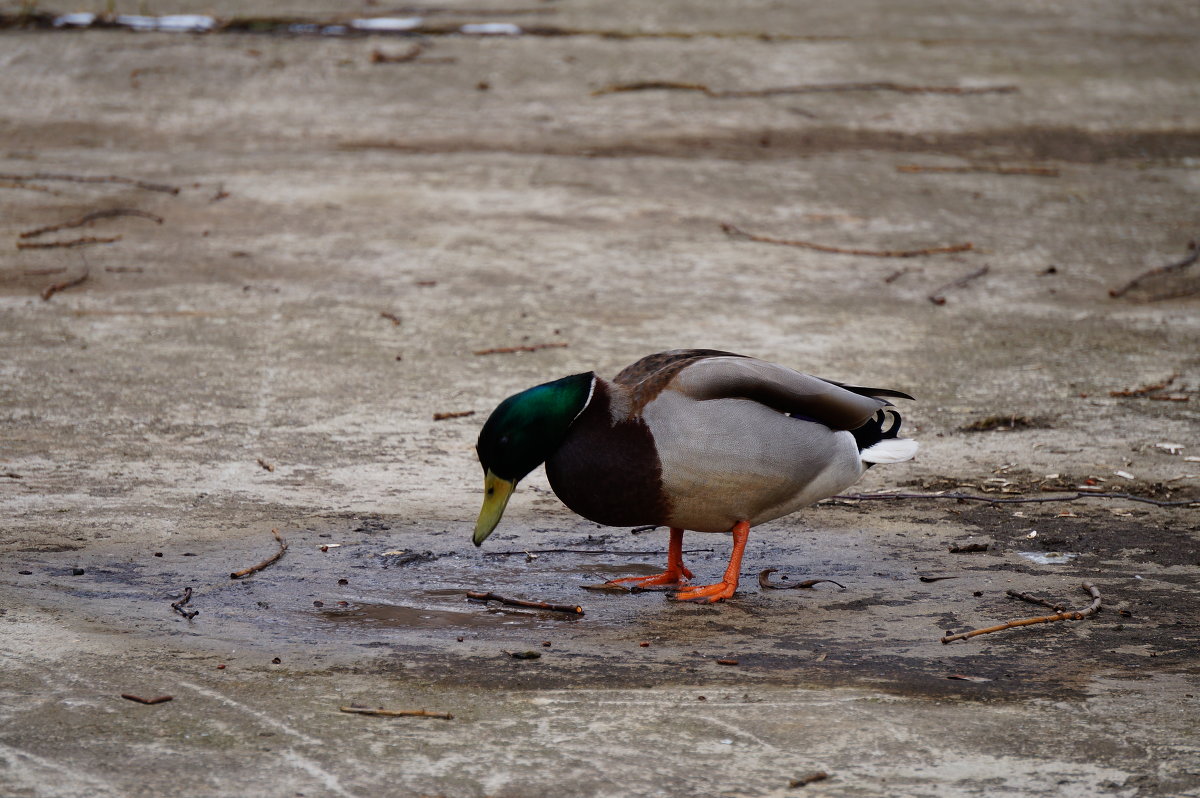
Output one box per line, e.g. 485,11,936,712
941,582,1100,644
339,706,453,719
832,491,1197,508
758,568,846,590
230,529,288,579
170,586,199,619
19,208,163,239
466,591,583,615
722,222,972,258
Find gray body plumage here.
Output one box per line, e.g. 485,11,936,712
546,352,916,534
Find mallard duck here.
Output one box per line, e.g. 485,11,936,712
472,349,918,602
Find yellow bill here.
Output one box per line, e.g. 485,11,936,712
473,470,516,547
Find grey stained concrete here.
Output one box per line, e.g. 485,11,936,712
1,2,1199,796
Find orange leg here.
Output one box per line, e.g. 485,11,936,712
608,527,694,588
673,521,749,603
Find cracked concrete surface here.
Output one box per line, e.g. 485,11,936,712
1,1,1198,796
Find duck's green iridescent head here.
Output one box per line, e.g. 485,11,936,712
473,372,594,546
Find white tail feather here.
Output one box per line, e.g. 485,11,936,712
861,437,919,464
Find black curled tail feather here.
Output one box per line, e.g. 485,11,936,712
850,407,902,453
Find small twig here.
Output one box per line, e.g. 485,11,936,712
928,265,990,305
722,223,972,258
482,548,713,557
630,524,659,534
0,180,61,195
1006,589,1065,612
40,269,90,301
593,80,1017,98
121,694,173,705
465,590,583,615
19,236,121,251
897,164,1059,177
19,208,163,239
789,771,830,788
256,458,275,472
0,172,180,194
380,311,402,326
473,342,569,355
1110,373,1178,397
919,575,960,582
941,582,1101,644
230,529,288,579
758,569,845,590
433,410,476,421
884,267,916,284
833,490,1198,508
170,586,199,619
1109,240,1198,299
339,706,453,719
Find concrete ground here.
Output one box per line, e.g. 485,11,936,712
1,1,1198,796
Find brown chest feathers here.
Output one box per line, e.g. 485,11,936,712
544,381,672,527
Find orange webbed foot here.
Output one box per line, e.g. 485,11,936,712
673,580,736,603
607,565,694,589
671,520,750,604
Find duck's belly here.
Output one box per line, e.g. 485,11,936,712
643,393,865,533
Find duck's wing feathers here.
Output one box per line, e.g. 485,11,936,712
669,355,901,430
613,349,747,414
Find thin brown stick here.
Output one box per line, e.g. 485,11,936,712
465,590,583,615
0,172,180,194
0,180,61,194
1109,240,1198,299
339,706,453,719
40,269,90,301
473,342,569,355
380,311,402,325
721,223,973,258
1006,589,1065,612
1110,373,1178,397
593,80,1017,98
483,548,713,557
941,582,1100,644
19,235,121,251
433,410,476,421
789,772,830,788
19,208,163,239
897,164,1059,177
171,586,199,619
121,694,173,705
230,529,288,579
928,265,990,304
758,568,845,590
832,490,1198,508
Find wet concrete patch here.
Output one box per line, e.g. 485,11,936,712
7,508,1195,704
